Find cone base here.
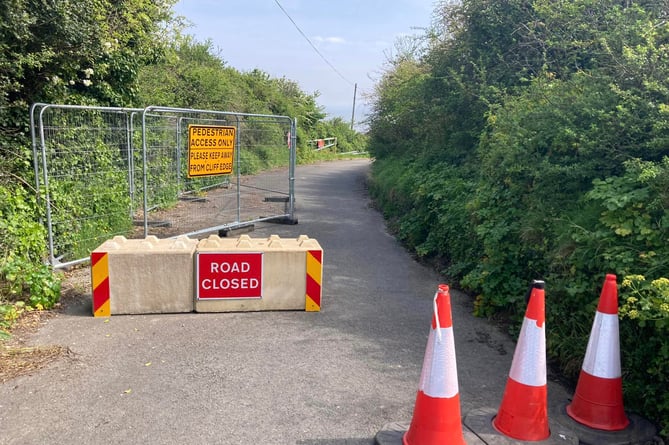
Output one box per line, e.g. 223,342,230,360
403,391,466,445
464,407,580,445
552,399,657,445
567,370,629,431
374,421,488,445
494,378,549,441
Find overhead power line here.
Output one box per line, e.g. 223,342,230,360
274,0,354,86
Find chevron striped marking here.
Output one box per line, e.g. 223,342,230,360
305,249,322,311
91,252,111,317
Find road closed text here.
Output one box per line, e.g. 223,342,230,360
201,276,259,291
197,252,263,299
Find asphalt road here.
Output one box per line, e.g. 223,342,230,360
0,159,571,445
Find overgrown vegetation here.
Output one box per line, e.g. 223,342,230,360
0,1,365,338
1,0,173,334
137,36,365,161
367,0,669,435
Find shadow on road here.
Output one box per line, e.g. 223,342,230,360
296,439,373,445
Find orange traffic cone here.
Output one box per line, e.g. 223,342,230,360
493,280,550,441
566,274,629,430
403,285,466,445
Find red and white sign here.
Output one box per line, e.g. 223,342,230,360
196,252,263,299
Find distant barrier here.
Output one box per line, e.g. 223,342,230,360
30,103,296,268
307,137,337,151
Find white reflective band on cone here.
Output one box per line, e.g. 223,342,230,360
509,317,546,387
582,312,622,378
418,326,459,398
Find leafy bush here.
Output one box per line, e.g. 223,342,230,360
557,159,669,434
366,0,669,436
619,275,669,430
1,0,176,334
621,276,669,328
0,184,62,324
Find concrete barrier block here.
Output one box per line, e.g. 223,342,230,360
91,236,198,316
194,234,323,312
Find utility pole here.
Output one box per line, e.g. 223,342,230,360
350,83,357,130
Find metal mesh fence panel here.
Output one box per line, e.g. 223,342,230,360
31,104,143,268
31,104,296,268
138,107,295,239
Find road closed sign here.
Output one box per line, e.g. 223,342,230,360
196,252,263,299
187,124,236,177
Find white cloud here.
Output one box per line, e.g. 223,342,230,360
313,36,347,45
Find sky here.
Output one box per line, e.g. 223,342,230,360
172,0,435,129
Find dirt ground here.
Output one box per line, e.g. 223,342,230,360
135,170,291,239
0,266,92,383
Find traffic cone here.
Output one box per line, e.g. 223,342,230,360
493,280,550,441
566,274,629,430
403,284,466,445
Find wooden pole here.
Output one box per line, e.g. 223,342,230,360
350,83,357,130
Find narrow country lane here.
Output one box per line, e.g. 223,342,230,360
0,159,571,445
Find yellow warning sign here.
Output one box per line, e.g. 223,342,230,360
187,125,236,177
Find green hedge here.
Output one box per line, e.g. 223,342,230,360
367,2,669,433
